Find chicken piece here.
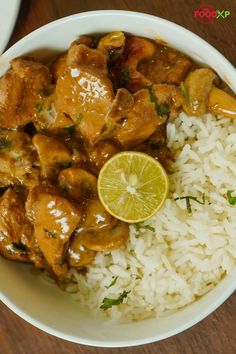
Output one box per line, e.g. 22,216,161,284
111,37,155,92
67,234,96,267
33,134,72,180
88,140,119,172
50,54,67,82
34,92,75,132
107,88,160,148
208,86,236,118
152,84,184,118
33,192,81,275
76,221,129,251
0,58,52,128
58,168,97,203
65,43,108,71
25,184,58,223
0,188,33,262
139,49,192,85
135,124,170,167
56,43,114,144
0,130,36,187
11,58,51,90
183,68,217,116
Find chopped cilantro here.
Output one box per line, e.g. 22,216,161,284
148,86,169,117
35,103,43,113
156,102,169,116
149,141,162,150
174,194,206,213
179,82,190,106
226,190,236,205
64,113,83,133
121,68,131,87
44,228,57,239
134,223,155,232
105,276,118,289
100,290,131,311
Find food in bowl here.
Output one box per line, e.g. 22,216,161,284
0,31,236,322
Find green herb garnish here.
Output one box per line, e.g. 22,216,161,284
100,290,131,311
226,190,236,205
44,228,57,239
35,103,43,113
179,82,189,106
0,137,11,151
105,276,118,289
174,194,205,213
156,103,169,116
64,113,84,133
149,141,162,150
148,86,169,117
134,223,155,232
121,68,131,87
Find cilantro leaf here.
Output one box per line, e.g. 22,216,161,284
100,290,131,310
134,223,155,232
148,86,169,117
64,113,84,133
121,68,131,87
226,190,236,205
105,276,118,289
179,82,190,106
44,228,57,239
174,194,205,213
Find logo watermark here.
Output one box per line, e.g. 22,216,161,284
194,4,230,24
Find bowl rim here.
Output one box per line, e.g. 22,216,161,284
1,9,236,348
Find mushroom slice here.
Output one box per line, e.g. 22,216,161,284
67,234,96,267
77,221,129,251
98,32,125,52
183,68,216,116
208,86,236,118
83,199,116,230
33,133,72,180
58,168,97,202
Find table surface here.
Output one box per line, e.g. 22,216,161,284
1,0,236,353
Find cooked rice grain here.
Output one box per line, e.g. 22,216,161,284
66,112,236,323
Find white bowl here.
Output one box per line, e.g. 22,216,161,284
0,10,236,348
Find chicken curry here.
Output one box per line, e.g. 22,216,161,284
0,32,235,278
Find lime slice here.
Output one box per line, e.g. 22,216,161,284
97,151,169,223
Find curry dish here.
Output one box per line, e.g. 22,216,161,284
0,32,236,278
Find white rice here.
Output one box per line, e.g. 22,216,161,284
66,112,236,323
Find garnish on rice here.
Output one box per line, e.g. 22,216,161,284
226,190,236,205
174,194,206,213
105,276,118,289
100,290,131,310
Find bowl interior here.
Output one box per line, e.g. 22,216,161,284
0,10,236,347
